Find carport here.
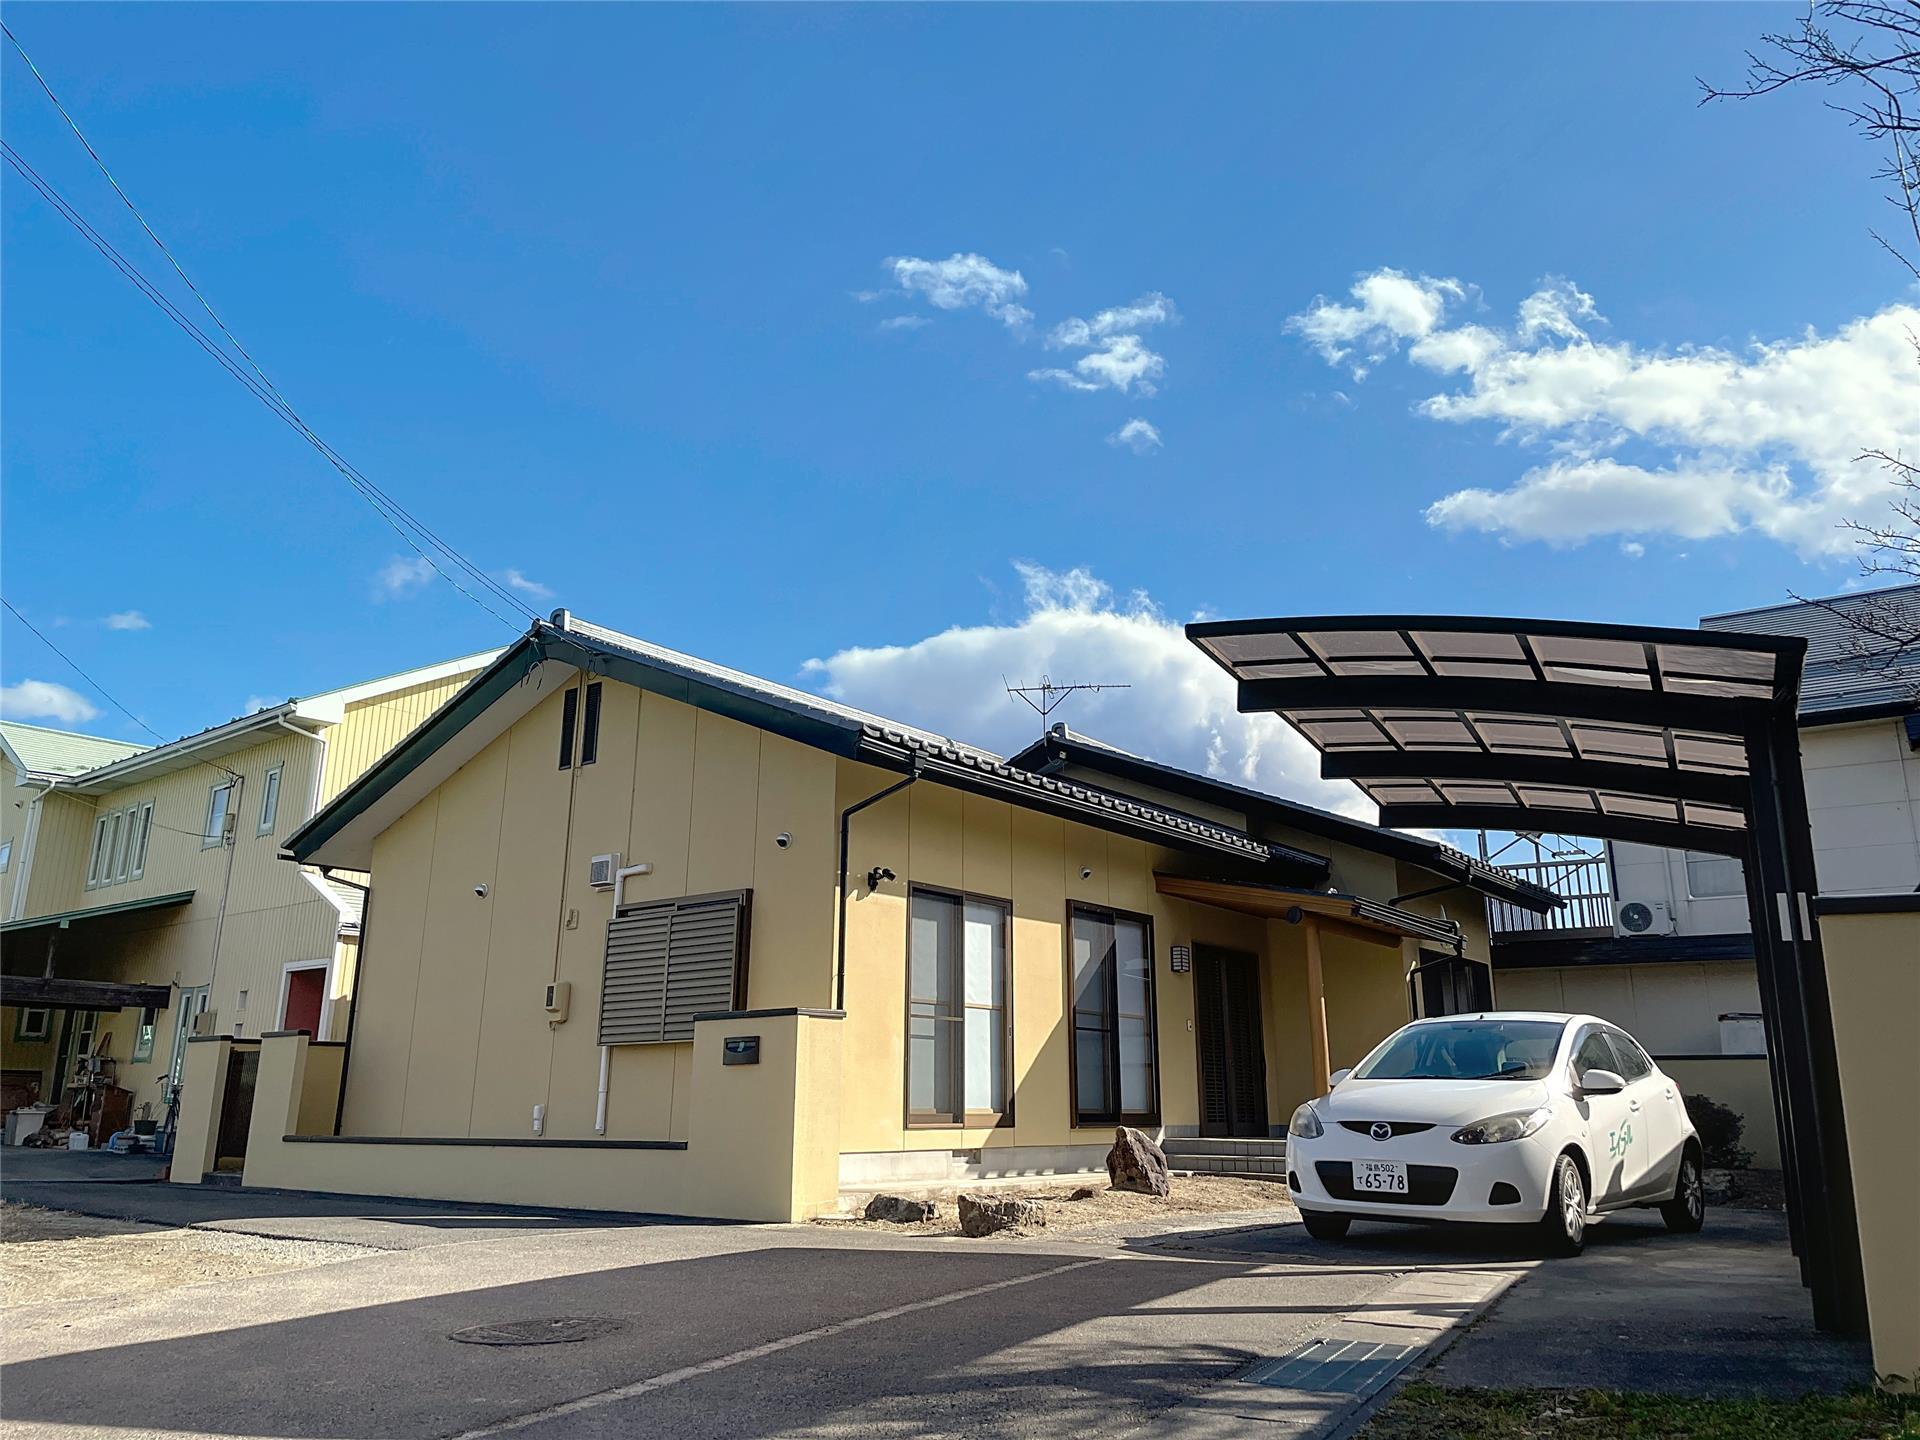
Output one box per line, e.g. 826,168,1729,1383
1186,613,1870,1340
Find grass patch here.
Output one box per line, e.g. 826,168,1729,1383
1361,1384,1920,1440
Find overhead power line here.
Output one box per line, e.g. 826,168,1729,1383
0,596,241,782
1,25,539,632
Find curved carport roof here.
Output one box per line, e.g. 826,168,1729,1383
1188,612,1866,1339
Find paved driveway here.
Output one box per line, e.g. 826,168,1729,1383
0,1176,1538,1440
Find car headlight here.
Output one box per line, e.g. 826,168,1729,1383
1450,1106,1553,1145
1288,1103,1324,1139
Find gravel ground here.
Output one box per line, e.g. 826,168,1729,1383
824,1174,1297,1238
1,1201,370,1310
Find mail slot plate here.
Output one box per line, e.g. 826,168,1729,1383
723,1035,760,1066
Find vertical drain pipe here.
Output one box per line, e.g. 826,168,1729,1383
598,861,654,1135
835,763,920,1011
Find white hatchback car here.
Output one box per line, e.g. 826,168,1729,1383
1286,1011,1705,1255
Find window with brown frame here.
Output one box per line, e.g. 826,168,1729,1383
907,888,1009,1126
1069,904,1158,1126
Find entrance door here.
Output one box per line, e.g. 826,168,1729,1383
281,966,326,1037
1419,954,1492,1017
1194,946,1269,1138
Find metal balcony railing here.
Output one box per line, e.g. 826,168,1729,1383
1489,856,1614,935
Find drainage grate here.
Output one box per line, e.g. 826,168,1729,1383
1243,1337,1422,1395
450,1317,627,1347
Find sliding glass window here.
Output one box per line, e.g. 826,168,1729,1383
1070,904,1158,1125
907,888,1009,1125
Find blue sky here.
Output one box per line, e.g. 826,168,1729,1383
4,5,1914,812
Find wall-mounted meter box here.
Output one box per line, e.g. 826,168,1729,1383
544,981,571,1024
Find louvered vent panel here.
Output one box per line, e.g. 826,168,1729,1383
600,893,748,1046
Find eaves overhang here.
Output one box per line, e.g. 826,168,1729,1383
1007,728,1554,911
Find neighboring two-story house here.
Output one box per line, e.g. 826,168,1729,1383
1490,585,1920,1166
0,650,497,1132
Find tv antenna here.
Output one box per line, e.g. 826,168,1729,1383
1005,673,1131,743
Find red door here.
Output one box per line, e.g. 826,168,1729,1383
282,968,326,1036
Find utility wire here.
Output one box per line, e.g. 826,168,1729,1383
1,26,538,629
0,596,242,781
1,141,531,633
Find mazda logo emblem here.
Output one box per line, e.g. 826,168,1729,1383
1370,1122,1392,1142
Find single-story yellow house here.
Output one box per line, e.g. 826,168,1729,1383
178,612,1553,1219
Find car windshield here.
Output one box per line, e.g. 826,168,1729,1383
1352,1019,1566,1081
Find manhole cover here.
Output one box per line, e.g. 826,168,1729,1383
450,1317,626,1347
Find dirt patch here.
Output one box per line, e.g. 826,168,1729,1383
823,1175,1297,1239
2,1201,366,1310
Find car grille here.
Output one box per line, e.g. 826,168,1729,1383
1315,1161,1459,1206
1337,1121,1436,1138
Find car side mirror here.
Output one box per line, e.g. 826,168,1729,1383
1579,1068,1626,1096
1328,1068,1352,1089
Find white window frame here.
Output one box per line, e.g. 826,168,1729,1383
108,807,131,884
257,764,283,836
129,801,153,880
275,957,335,1040
168,986,210,1087
87,813,112,888
0,837,12,873
204,782,233,849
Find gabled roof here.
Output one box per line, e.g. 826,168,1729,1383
42,648,504,796
1702,583,1919,724
286,616,1331,880
1007,725,1559,912
0,721,149,780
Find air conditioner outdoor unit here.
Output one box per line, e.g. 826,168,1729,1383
588,853,621,889
1615,900,1674,937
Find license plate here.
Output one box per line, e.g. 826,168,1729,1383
1354,1160,1408,1194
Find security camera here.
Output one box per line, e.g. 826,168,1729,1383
775,832,792,849
1081,866,1094,880
474,883,490,898
867,865,897,891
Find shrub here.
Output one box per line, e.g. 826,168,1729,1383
1682,1091,1753,1170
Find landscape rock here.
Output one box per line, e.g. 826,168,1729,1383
863,1194,938,1224
957,1193,1045,1237
1703,1168,1735,1204
1068,1186,1097,1202
1106,1126,1171,1197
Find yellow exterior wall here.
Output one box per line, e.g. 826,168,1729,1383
241,1018,844,1221
340,685,839,1142
318,674,482,806
1820,908,1920,1390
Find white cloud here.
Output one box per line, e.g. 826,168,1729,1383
373,556,435,599
1620,540,1646,559
244,694,284,715
1288,269,1466,376
1291,268,1920,558
1029,334,1167,396
1047,292,1177,349
1108,418,1163,454
102,610,151,632
503,569,553,600
886,253,1032,330
804,563,1370,820
0,679,99,725
878,314,931,332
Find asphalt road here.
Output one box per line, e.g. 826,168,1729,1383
0,1173,1523,1440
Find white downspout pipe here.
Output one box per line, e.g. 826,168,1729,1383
271,714,330,820
595,861,654,1135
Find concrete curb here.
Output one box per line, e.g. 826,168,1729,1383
1135,1263,1531,1438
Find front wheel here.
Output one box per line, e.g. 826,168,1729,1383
1300,1208,1351,1241
1661,1150,1706,1233
1537,1153,1587,1257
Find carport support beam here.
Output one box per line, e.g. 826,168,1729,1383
1304,914,1331,1095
